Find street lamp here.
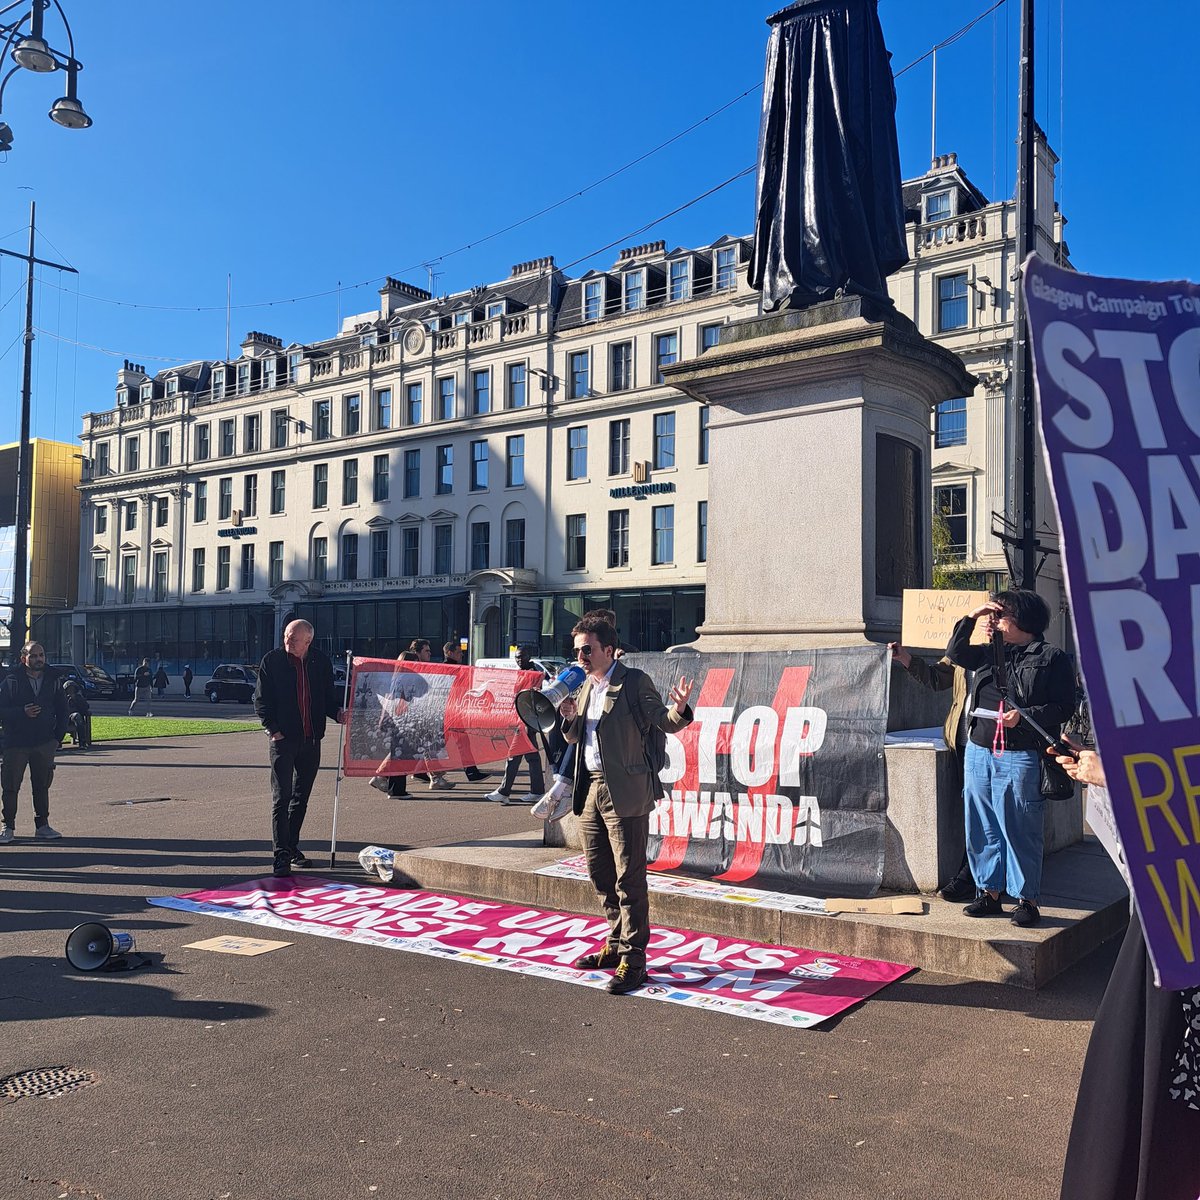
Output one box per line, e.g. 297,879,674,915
0,1,91,151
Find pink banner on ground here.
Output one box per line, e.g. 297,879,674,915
149,877,912,1028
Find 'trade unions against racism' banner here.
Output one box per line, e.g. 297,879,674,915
628,647,890,899
1025,256,1200,989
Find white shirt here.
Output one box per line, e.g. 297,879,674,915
582,661,617,773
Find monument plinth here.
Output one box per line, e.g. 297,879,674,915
663,296,976,653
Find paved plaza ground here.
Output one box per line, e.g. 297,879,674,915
1,730,1116,1200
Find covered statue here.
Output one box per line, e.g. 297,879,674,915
748,0,909,312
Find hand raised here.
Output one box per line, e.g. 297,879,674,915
669,676,694,709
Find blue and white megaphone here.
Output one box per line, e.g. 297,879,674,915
515,663,587,737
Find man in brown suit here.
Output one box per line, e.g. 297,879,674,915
558,615,693,995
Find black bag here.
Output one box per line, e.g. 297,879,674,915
1039,753,1077,801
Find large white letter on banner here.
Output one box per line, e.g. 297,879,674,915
1062,453,1148,583
1148,457,1200,580
1044,321,1113,448
1095,329,1169,449
1168,327,1200,437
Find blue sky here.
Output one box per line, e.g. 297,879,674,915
0,0,1195,447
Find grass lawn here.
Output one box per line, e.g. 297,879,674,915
90,716,258,742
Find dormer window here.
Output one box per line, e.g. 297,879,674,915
583,279,602,321
212,368,226,399
236,363,250,396
715,246,738,291
452,311,470,328
262,357,276,390
925,190,952,222
116,387,130,408
485,301,505,320
140,382,153,402
360,330,378,348
425,318,440,334
287,351,303,384
668,259,691,303
165,376,178,397
623,270,645,312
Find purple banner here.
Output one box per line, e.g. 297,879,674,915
1024,255,1200,989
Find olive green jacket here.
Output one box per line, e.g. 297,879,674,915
904,655,968,752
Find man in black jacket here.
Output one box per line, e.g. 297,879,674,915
253,619,346,877
0,641,69,843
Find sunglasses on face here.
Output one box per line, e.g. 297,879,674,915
575,645,593,658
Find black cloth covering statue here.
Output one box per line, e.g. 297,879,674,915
748,0,909,312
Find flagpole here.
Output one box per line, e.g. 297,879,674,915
328,650,353,868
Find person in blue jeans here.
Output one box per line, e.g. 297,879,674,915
945,589,1075,927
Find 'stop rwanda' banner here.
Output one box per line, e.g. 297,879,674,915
1024,255,1200,989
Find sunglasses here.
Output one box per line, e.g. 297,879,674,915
575,645,593,658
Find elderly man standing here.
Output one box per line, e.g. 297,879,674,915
0,641,69,843
254,619,346,877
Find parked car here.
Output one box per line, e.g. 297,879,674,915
204,664,259,704
48,663,116,700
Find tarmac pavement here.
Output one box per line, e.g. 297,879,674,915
0,732,1117,1200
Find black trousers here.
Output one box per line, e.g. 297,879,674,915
1,740,57,828
269,736,321,862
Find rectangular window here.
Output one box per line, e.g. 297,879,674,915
453,311,469,328
609,419,630,475
94,505,108,535
194,481,207,523
194,424,210,461
485,300,505,320
926,190,952,221
288,351,303,384
569,350,590,399
624,269,644,312
191,548,205,593
471,369,491,416
433,524,453,574
121,554,137,604
653,412,676,469
583,279,602,321
217,545,231,591
370,529,388,579
152,551,168,602
156,430,171,467
935,484,968,559
470,521,490,570
125,436,140,472
505,518,525,569
506,434,524,487
125,500,138,531
470,440,488,491
436,445,453,495
219,419,235,457
243,473,258,518
938,273,969,332
406,381,423,425
271,409,288,449
243,413,261,453
652,504,675,565
935,397,967,447
268,541,283,588
165,376,179,397
654,332,678,383
342,533,359,581
567,426,588,480
373,454,389,502
212,368,226,400
403,448,420,499
218,477,233,521
608,509,629,568
697,500,708,562
313,463,328,508
240,543,255,591
92,557,106,605
374,387,392,431
314,399,332,440
610,341,633,392
701,323,722,352
141,382,154,402
716,245,738,291
438,376,455,421
312,537,327,582
566,514,587,571
262,357,276,391
96,443,110,477
155,496,169,528
402,527,420,577
669,259,690,302
342,458,358,505
506,362,526,409
270,469,286,514
343,393,361,435
699,407,710,465
236,362,250,396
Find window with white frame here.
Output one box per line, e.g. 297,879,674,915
438,376,455,421
312,537,328,582
934,484,968,560
342,533,359,581
313,463,328,508
608,509,629,568
269,541,284,588
343,458,358,505
371,529,388,578
343,393,361,435
567,426,588,480
507,362,526,409
217,544,231,590
406,381,423,425
436,444,453,494
610,341,632,392
938,273,969,331
433,524,453,574
623,269,645,312
697,500,708,562
569,350,590,399
219,419,235,456
194,481,207,522
152,551,169,602
668,259,690,302
314,399,332,440
240,543,255,591
715,245,738,290
471,369,491,416
244,473,258,517
935,397,967,447
583,279,602,321
925,190,952,221
244,413,261,453
654,332,678,383
470,521,490,570
92,557,106,605
651,504,674,565
156,430,171,467
505,518,525,569
218,477,233,521
191,548,205,593
506,435,524,487
374,387,392,430
470,440,489,491
609,419,630,476
566,514,586,571
653,412,675,469
373,454,389,502
402,527,420,577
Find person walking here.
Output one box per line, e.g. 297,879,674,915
182,665,194,699
153,664,169,699
253,619,346,877
558,614,693,995
486,648,546,806
129,658,153,716
432,640,491,788
0,641,70,843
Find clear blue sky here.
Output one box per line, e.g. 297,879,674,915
0,0,1195,448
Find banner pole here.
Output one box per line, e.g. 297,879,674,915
329,650,353,868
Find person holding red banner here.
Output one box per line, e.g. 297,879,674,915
558,614,693,995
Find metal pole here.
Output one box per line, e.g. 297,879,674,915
328,649,353,867
11,200,35,650
930,48,937,165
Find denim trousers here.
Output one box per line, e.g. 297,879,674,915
500,751,545,797
963,740,1044,902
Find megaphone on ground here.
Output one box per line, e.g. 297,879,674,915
65,923,136,971
515,663,587,737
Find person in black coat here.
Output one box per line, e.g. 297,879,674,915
253,619,346,877
0,641,70,842
63,680,92,750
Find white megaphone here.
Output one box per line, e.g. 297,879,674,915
515,663,587,737
65,922,136,971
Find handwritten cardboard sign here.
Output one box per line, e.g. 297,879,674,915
900,589,990,650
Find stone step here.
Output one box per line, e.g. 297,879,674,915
383,832,1128,990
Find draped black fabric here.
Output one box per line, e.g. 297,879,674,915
748,0,909,312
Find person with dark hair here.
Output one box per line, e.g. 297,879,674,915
557,615,693,994
408,639,432,662
63,679,92,750
153,664,169,699
945,589,1075,927
129,658,153,717
486,647,546,806
182,664,194,700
